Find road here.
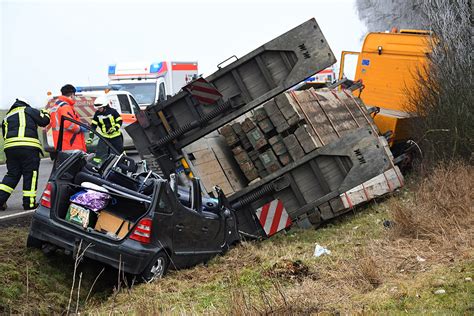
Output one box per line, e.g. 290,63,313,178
0,158,53,223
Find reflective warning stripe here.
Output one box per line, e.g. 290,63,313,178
99,117,107,134
256,199,292,237
18,110,26,138
4,141,43,150
4,137,41,145
3,120,8,138
25,170,38,207
0,184,14,194
4,107,24,120
97,114,121,138
40,109,50,118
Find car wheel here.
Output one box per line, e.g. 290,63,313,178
140,251,169,283
26,234,43,249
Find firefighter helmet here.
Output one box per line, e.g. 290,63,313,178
93,96,110,109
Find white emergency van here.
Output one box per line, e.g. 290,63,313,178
107,61,198,107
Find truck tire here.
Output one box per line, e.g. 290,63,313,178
140,251,169,283
26,234,43,249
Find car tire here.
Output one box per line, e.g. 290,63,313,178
26,234,43,249
140,251,169,283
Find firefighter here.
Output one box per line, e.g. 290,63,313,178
50,84,87,152
0,98,50,211
87,96,124,162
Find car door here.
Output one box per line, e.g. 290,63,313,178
188,178,226,253
168,184,202,255
198,209,225,252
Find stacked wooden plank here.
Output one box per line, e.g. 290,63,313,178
182,133,246,195
219,88,373,184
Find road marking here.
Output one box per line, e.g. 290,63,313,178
0,209,35,221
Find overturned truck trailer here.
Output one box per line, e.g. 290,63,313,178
126,19,403,238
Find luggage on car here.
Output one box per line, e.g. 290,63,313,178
94,210,132,239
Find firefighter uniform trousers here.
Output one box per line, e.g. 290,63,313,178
0,148,41,208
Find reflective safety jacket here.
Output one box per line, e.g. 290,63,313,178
1,100,50,151
49,96,86,151
90,106,122,138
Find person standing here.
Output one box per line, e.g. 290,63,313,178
50,84,86,152
0,98,50,211
87,96,124,162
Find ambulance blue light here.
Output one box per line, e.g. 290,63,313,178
76,87,83,92
305,76,316,82
150,62,163,73
108,64,116,75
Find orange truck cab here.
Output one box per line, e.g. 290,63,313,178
43,90,140,157
339,29,430,156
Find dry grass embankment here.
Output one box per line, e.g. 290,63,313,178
87,161,473,314
0,162,472,314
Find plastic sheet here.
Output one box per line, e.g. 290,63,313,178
70,190,111,212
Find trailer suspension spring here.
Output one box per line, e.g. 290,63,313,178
150,100,232,151
231,182,275,210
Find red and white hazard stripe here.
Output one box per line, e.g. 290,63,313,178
184,77,222,105
256,199,292,237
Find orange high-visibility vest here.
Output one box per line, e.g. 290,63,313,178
50,96,86,151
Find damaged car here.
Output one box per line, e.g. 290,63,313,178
27,117,240,282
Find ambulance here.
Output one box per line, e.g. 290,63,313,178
42,90,140,159
107,61,199,107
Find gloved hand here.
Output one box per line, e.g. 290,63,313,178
86,138,94,145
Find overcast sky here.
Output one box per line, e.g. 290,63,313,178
0,0,366,109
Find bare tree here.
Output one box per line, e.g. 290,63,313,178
355,0,427,32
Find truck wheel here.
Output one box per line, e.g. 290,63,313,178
26,234,43,249
140,251,169,283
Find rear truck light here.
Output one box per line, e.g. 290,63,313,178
130,218,153,244
40,182,53,208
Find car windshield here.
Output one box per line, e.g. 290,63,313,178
111,83,156,106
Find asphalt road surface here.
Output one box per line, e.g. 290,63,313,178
0,153,140,224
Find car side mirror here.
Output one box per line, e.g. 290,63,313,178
214,185,230,213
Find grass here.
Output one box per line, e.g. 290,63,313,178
0,162,472,314
0,228,116,314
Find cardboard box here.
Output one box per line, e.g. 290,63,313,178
95,211,132,239
66,204,91,228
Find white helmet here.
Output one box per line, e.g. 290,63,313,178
94,96,110,109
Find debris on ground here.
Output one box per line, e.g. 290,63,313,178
264,259,310,281
314,244,331,257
